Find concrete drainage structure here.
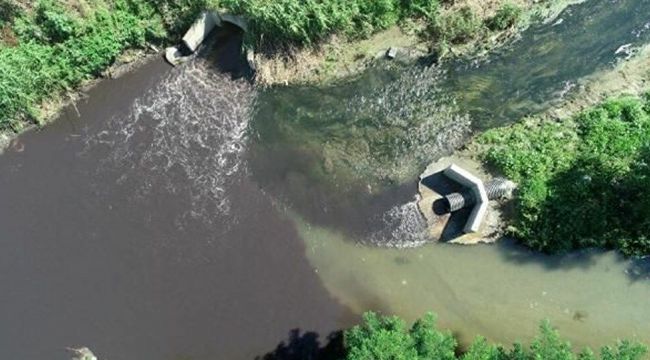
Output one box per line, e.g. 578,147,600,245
165,11,248,66
441,164,489,233
418,158,516,244
441,164,516,234
66,347,97,360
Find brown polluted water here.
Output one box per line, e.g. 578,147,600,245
0,28,353,360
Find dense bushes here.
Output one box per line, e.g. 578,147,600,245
400,0,440,21
431,6,482,44
344,312,647,360
479,95,650,256
345,312,456,360
0,0,208,130
487,3,522,31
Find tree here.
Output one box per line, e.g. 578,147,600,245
344,312,418,360
462,337,500,360
600,340,647,360
529,320,574,360
343,312,647,360
410,313,457,360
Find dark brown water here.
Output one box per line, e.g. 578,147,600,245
0,30,353,360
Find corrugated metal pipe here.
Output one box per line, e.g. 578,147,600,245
443,178,515,212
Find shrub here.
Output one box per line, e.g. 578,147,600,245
479,96,650,256
486,3,522,31
431,6,482,44
461,337,500,360
13,0,82,43
345,312,418,360
344,312,456,360
530,320,574,360
0,0,20,27
400,0,439,21
0,0,166,130
142,0,210,41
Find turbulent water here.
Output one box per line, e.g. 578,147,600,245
0,29,352,360
256,0,650,350
366,200,429,248
251,63,471,195
84,59,255,226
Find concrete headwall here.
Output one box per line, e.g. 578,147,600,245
219,13,248,32
181,11,248,54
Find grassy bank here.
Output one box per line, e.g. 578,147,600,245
341,312,646,360
478,94,650,256
0,0,578,130
0,0,217,131
235,0,583,85
219,0,576,53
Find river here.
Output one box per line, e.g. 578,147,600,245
1,1,650,359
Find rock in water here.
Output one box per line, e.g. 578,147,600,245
386,47,398,59
66,347,97,360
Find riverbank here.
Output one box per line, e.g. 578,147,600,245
0,0,584,140
0,48,160,155
0,0,215,135
451,43,650,255
251,0,586,86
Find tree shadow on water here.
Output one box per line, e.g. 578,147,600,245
625,256,650,283
494,237,602,270
256,329,344,360
493,146,650,283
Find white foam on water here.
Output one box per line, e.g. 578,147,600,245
632,21,650,38
334,64,472,183
367,199,429,248
86,59,255,226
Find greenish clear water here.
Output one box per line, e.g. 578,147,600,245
295,215,650,350
249,0,650,349
447,0,650,127
249,0,650,222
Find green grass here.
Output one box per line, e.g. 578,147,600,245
219,0,434,51
0,0,209,131
479,95,650,256
0,0,527,131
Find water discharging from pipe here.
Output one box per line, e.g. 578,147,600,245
84,57,256,226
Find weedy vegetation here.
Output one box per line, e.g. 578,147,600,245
0,0,525,131
0,0,219,131
487,3,523,31
479,95,650,256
